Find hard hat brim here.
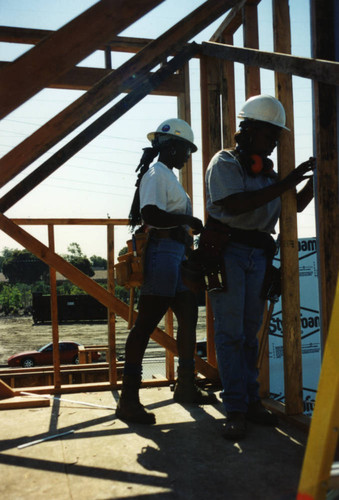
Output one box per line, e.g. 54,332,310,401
237,114,290,131
147,131,198,152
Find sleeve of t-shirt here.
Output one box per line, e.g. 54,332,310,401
207,152,245,204
139,166,167,211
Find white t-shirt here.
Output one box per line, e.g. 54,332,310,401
205,150,281,233
139,161,192,228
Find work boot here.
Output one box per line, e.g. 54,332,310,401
116,374,156,425
246,400,278,426
223,412,247,440
173,366,218,404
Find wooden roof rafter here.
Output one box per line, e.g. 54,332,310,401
0,0,165,121
0,0,240,192
0,43,198,214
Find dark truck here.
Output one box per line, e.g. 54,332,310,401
32,292,108,323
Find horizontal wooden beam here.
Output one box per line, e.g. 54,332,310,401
0,61,184,94
0,213,219,380
11,218,129,226
200,41,339,85
0,27,152,54
0,0,164,120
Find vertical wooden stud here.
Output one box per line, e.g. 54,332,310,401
273,0,303,415
220,32,236,148
178,62,193,202
200,54,223,368
242,2,261,98
107,224,117,385
48,224,61,391
311,0,339,347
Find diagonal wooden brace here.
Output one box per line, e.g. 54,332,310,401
0,214,218,380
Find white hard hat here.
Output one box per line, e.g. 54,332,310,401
147,118,198,152
238,94,290,131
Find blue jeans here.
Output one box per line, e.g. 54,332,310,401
140,236,188,297
209,242,267,413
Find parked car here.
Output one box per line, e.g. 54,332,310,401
7,341,101,368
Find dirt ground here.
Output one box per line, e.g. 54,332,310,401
0,308,207,368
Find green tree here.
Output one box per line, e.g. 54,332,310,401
65,242,94,277
0,247,13,272
2,249,49,284
67,242,83,257
67,256,94,276
0,284,23,314
90,255,107,268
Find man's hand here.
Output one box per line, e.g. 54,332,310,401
296,156,316,176
285,156,316,187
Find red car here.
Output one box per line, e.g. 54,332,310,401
7,341,100,368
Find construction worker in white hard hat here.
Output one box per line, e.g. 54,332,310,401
116,118,218,425
204,94,315,440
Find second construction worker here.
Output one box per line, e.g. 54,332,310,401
205,95,315,440
116,118,218,425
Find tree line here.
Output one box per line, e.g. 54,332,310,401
0,243,133,315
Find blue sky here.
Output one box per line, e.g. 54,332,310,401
0,0,315,259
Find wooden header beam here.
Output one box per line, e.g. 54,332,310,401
11,218,129,226
0,27,152,54
200,42,339,86
0,62,184,94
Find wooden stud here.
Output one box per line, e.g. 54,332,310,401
107,224,117,385
242,2,261,98
48,224,61,391
219,32,236,149
273,0,303,415
178,62,193,202
200,54,223,368
311,0,339,346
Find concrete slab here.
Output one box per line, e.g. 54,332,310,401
0,387,307,500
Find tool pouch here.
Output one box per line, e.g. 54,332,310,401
197,218,230,292
115,232,149,288
181,217,230,293
260,265,281,302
